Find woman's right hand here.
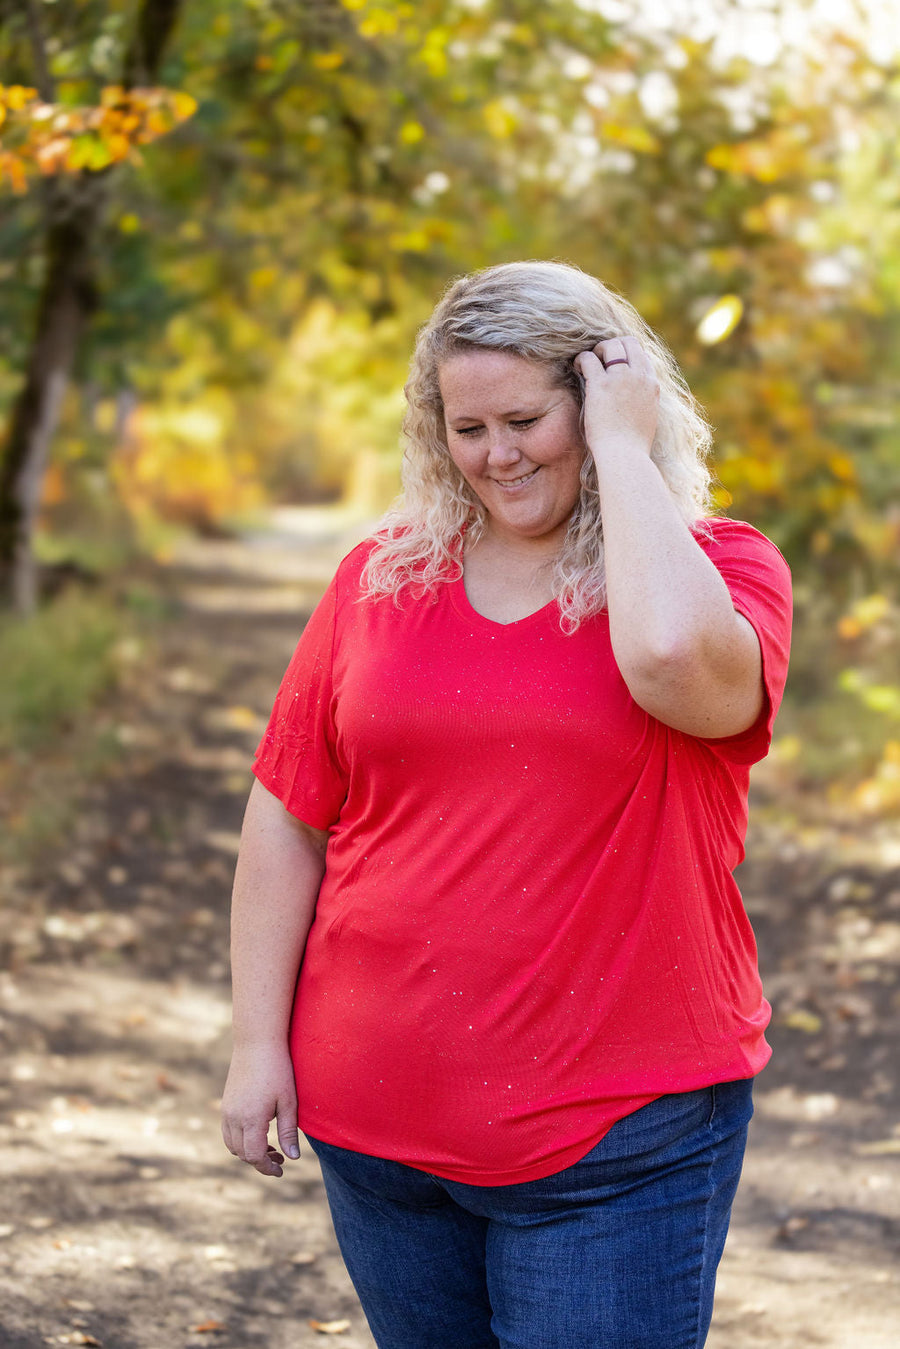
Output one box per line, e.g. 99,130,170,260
221,1040,300,1178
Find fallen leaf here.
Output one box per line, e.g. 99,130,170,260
309,1320,351,1335
190,1322,226,1335
782,1009,822,1034
290,1250,316,1265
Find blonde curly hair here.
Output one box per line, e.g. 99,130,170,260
363,261,713,631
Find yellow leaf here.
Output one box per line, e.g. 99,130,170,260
222,706,260,730
782,1009,822,1034
705,132,804,183
250,266,278,291
0,150,28,192
419,31,449,78
64,136,95,171
360,9,400,38
388,228,429,252
483,99,517,139
846,593,889,631
72,136,113,171
601,121,659,154
309,1320,352,1335
771,734,801,763
5,84,37,111
837,615,862,641
312,51,345,71
827,451,856,483
105,133,131,161
706,143,739,173
144,109,171,139
171,91,198,122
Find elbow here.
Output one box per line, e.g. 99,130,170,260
616,622,765,737
617,630,697,696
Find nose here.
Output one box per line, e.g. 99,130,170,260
486,431,522,468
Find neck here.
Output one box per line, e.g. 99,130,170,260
474,521,567,567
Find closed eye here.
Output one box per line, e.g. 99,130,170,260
451,416,539,436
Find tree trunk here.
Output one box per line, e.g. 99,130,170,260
0,0,185,612
0,187,102,612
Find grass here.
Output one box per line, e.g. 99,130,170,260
0,586,135,868
0,588,122,754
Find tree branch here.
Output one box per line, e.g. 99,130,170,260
122,0,183,88
24,0,54,101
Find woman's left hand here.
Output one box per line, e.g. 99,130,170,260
574,336,660,459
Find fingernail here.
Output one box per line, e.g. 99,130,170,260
288,1145,300,1159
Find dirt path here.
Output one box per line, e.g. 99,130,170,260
1,507,898,1348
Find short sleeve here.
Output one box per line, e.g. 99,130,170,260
693,517,793,765
252,574,349,828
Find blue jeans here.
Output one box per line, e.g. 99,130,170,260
306,1078,754,1349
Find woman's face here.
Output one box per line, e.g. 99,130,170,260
439,349,584,551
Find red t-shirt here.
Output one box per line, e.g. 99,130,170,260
253,517,792,1184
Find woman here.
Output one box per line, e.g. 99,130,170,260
221,261,792,1349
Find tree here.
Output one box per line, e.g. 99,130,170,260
0,0,189,611
2,0,898,623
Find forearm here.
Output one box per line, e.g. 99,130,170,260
229,777,327,1048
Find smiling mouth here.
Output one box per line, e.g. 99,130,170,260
493,467,539,489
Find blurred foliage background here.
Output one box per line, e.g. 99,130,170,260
1,0,900,822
